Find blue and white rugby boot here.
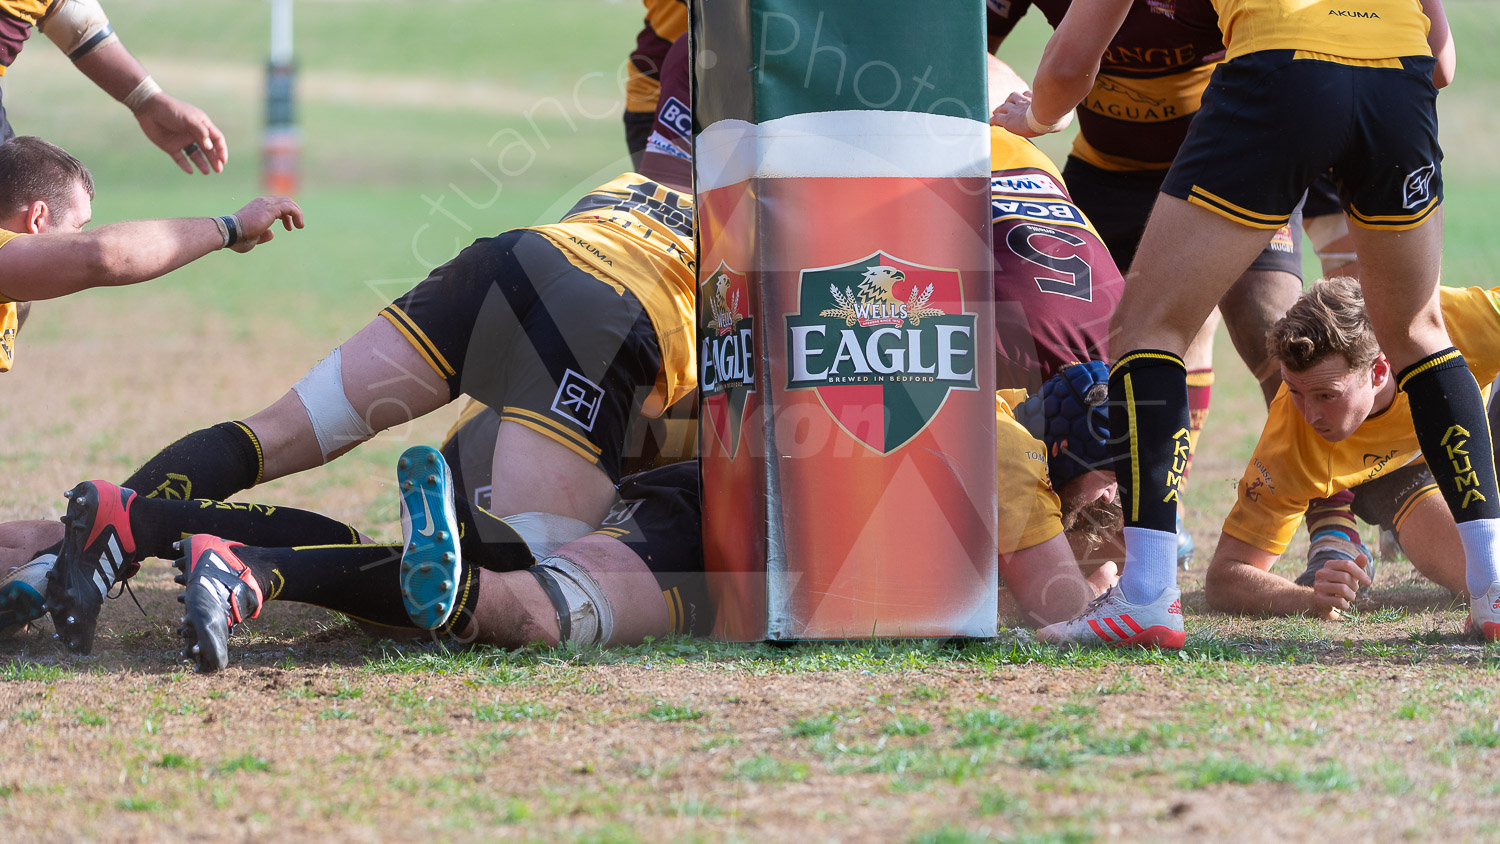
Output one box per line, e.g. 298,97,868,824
397,445,462,630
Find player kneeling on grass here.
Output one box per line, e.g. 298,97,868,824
1204,278,1500,638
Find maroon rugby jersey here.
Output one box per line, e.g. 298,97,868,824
989,0,1225,171
990,128,1123,391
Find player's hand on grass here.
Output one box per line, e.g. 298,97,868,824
135,93,229,175
230,197,305,253
1309,553,1372,617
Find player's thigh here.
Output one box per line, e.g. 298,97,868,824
1111,195,1275,355
1220,268,1303,382
1346,211,1447,368
245,317,447,478
489,421,617,526
1391,492,1466,594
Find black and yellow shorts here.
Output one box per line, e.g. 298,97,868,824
1062,156,1304,277
380,229,662,484
1349,462,1439,536
1162,51,1442,232
589,460,711,636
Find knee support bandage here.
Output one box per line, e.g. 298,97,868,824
529,555,615,646
292,348,376,461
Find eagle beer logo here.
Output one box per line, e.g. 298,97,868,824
786,252,978,454
699,262,755,456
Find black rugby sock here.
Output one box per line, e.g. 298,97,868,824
1108,350,1190,534
234,544,416,629
122,421,264,501
128,497,360,561
1398,348,1500,522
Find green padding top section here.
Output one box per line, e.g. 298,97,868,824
693,0,988,126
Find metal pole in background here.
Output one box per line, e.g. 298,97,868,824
262,0,299,195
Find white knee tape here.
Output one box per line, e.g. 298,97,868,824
502,512,593,558
291,348,375,461
536,555,615,646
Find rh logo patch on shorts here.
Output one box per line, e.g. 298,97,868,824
601,498,643,527
553,369,605,431
1403,163,1436,210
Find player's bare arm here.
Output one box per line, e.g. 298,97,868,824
0,197,303,301
990,0,1131,138
1204,532,1370,619
40,0,228,173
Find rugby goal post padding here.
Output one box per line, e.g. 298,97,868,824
694,0,998,641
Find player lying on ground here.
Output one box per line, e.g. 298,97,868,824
1,0,230,173
1,357,1125,661
994,0,1499,647
21,112,697,655
0,135,301,374
1204,279,1500,636
167,358,1122,672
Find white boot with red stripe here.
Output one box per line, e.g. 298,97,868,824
1037,585,1186,649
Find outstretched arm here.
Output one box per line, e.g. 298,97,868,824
39,0,228,173
0,196,303,302
991,0,1131,137
1204,532,1369,618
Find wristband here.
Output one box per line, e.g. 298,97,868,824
1023,103,1068,135
211,216,229,248
122,75,162,113
220,214,241,248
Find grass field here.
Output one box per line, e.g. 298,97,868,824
3,1,1500,841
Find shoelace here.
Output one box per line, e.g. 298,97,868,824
107,577,148,618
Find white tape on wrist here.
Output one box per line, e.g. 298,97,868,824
122,76,162,113
1023,103,1071,135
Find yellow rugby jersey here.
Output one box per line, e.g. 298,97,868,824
989,127,1107,243
528,173,695,417
1224,285,1500,554
0,227,20,371
1214,0,1431,62
996,390,1066,556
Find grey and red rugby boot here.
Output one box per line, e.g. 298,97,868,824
44,481,142,654
173,535,264,674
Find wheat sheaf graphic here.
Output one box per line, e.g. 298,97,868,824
905,283,944,325
820,284,861,326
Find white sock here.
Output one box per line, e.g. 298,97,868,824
1117,526,1179,605
1455,517,1500,596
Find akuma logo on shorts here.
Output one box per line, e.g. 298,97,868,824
1403,163,1436,210
699,262,755,457
786,252,978,455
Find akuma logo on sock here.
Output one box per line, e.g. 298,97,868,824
1440,424,1487,508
